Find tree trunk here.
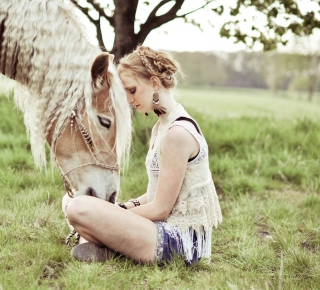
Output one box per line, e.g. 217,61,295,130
97,20,106,52
110,0,140,61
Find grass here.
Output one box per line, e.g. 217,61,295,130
176,86,320,119
0,86,319,289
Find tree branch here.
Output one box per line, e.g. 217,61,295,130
138,0,185,43
70,0,107,50
178,0,215,18
70,0,98,24
71,0,114,27
138,0,217,44
86,0,114,27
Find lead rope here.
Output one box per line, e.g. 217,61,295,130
65,229,80,247
64,204,80,247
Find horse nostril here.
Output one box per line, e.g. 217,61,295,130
109,191,116,203
85,187,97,197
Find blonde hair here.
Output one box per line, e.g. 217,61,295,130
117,46,182,89
1,0,132,169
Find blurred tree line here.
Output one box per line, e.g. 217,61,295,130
69,0,320,102
71,0,320,60
173,50,320,101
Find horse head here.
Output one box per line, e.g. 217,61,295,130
48,53,129,202
0,0,132,202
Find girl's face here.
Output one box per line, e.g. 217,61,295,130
120,71,154,115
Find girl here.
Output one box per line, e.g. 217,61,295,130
64,46,222,266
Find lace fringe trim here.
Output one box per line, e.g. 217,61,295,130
156,222,212,262
181,227,212,261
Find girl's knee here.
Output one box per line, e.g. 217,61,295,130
62,193,72,214
65,196,89,224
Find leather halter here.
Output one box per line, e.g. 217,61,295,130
56,107,119,198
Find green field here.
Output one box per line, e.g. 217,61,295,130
177,87,320,119
0,86,319,289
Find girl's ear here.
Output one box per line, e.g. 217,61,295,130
150,76,160,90
91,53,114,89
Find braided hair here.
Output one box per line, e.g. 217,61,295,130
117,45,182,89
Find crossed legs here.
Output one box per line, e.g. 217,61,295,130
63,195,158,263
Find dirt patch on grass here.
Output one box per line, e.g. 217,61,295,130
268,186,307,203
39,261,64,281
258,230,274,241
300,234,320,254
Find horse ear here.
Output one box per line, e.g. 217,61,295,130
91,53,113,88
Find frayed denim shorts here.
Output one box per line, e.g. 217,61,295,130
154,222,201,266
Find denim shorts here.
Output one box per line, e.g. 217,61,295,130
154,222,201,266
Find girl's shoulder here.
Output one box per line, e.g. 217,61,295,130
163,125,195,148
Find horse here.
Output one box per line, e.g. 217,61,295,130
0,0,132,203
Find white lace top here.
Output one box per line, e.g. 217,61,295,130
145,104,222,262
146,120,208,180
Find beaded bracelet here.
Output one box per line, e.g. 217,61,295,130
129,198,140,207
118,202,127,209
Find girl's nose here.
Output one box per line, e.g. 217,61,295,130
127,94,134,104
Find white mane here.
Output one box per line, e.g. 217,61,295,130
0,0,132,169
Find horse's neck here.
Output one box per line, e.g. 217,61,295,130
0,0,95,95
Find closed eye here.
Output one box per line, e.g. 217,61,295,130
98,116,111,129
129,87,136,94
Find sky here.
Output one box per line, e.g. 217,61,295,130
81,0,320,53
141,1,254,52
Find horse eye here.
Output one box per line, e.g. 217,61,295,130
98,116,111,129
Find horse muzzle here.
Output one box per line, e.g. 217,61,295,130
84,187,117,203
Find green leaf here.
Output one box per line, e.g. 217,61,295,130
267,7,279,18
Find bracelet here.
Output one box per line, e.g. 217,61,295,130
129,198,140,207
118,202,127,209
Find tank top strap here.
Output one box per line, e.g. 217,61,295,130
169,121,204,144
169,120,208,164
176,117,201,134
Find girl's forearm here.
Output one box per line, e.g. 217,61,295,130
122,193,148,209
129,201,167,221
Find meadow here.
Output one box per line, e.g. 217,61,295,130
0,85,319,290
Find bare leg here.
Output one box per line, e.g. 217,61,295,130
62,193,88,244
66,195,158,263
